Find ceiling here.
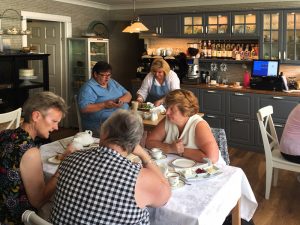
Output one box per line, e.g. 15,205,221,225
54,0,300,20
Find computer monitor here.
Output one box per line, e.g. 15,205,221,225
251,60,280,78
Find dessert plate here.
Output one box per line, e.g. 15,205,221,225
171,158,196,168
48,155,61,165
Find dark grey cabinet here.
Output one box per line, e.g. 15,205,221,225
140,14,181,37
227,91,254,119
201,89,226,115
231,11,259,38
204,114,225,129
227,117,254,146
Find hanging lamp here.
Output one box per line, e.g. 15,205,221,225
122,0,149,33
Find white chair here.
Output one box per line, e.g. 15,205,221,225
0,107,22,131
257,105,300,199
74,95,83,132
22,210,52,225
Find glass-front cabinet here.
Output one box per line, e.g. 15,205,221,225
182,14,205,37
68,38,109,96
261,11,282,60
284,10,300,62
206,13,230,36
231,12,258,36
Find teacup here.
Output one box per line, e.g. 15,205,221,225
158,163,169,177
234,81,240,87
150,148,162,159
167,172,180,187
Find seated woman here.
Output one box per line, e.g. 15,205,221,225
280,104,300,164
0,92,74,224
146,89,225,165
78,61,132,136
50,110,171,225
136,58,180,107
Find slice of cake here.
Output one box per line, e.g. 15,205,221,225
19,69,34,77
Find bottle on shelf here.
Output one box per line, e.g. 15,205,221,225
207,40,212,59
211,41,217,59
203,40,207,58
235,44,241,60
243,70,250,88
216,41,222,58
226,43,232,59
221,42,227,59
231,44,236,60
244,44,250,60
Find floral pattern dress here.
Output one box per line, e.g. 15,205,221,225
0,127,38,225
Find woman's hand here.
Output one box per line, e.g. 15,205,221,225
170,139,184,155
104,100,123,109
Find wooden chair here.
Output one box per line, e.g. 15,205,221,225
74,95,83,132
22,210,52,225
0,107,22,131
257,105,300,199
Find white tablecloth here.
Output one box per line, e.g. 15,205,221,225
40,139,257,225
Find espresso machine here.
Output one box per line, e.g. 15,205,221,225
182,58,201,84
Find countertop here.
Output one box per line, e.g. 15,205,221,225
132,79,300,97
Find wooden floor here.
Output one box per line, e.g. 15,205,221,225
50,128,300,225
229,148,300,225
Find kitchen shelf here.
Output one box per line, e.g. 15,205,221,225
196,58,253,64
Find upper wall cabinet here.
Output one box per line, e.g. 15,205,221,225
140,14,181,37
182,13,230,38
260,10,300,63
231,11,259,38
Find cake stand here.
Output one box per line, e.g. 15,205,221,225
19,76,38,86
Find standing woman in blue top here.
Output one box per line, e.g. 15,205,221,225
136,58,180,107
78,61,132,136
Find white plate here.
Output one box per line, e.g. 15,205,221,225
171,179,185,190
186,166,222,181
171,158,196,168
48,156,61,165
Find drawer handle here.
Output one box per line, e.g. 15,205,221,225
206,115,216,118
234,118,244,122
272,96,284,100
234,93,244,96
274,124,284,128
207,90,216,93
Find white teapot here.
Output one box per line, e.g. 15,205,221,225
73,130,94,147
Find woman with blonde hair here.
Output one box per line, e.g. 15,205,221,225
146,89,225,165
136,58,180,106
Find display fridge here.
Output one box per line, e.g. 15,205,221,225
67,37,109,128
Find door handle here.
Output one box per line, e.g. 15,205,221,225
274,124,284,128
283,51,286,60
159,27,162,34
234,93,245,96
206,115,217,118
231,25,233,33
272,96,284,100
205,26,208,34
156,27,158,34
207,90,216,93
234,118,245,122
278,51,281,60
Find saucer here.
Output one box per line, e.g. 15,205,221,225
171,179,185,190
171,158,196,168
48,155,61,165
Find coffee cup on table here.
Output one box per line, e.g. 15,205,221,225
234,81,240,87
167,172,180,187
131,101,139,111
150,148,162,159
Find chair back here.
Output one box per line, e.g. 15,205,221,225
22,210,52,225
211,127,230,165
257,105,280,163
0,107,22,131
74,95,83,132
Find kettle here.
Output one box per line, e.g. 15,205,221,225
73,130,94,147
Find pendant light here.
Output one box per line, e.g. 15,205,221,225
122,0,149,33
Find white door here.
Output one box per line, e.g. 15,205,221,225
27,21,62,96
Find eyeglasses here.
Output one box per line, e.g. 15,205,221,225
98,73,112,77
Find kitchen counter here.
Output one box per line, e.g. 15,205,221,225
131,79,300,97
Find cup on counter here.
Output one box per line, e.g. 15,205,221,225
150,148,163,159
234,81,240,87
131,101,139,111
167,172,180,187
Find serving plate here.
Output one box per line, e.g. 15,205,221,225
184,166,222,182
171,158,196,168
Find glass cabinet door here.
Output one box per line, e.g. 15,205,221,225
232,12,257,35
206,13,230,35
261,12,282,60
284,11,300,61
182,15,205,36
88,40,109,75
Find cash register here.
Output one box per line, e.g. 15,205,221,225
250,59,283,91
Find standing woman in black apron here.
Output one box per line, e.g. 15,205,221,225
136,58,180,107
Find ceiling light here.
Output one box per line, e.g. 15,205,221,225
122,0,148,33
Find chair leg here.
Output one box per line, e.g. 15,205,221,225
265,165,273,199
273,168,279,186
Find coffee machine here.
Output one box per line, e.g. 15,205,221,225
182,58,201,84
